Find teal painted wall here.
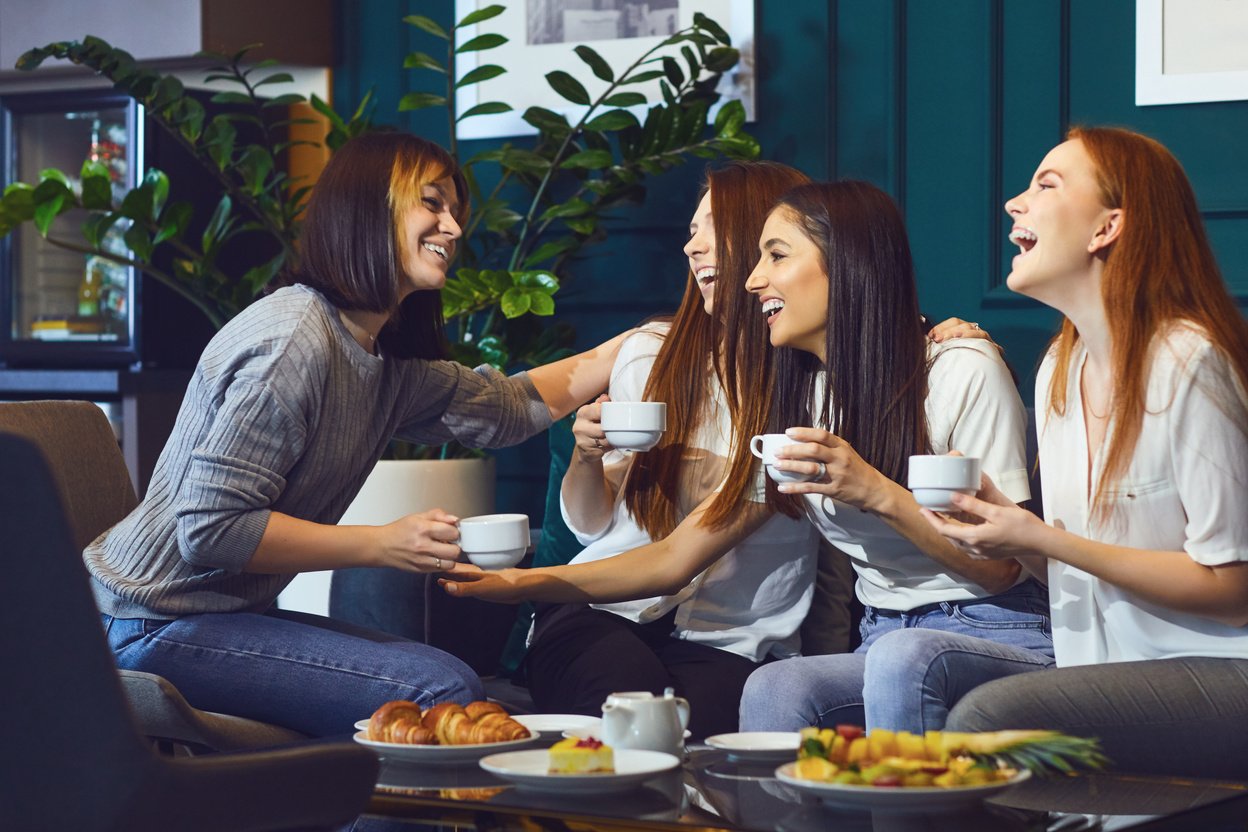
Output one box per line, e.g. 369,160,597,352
334,0,1248,521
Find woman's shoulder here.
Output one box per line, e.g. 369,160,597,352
614,321,671,366
926,337,1013,389
200,285,336,377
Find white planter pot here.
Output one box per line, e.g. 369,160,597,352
277,457,496,616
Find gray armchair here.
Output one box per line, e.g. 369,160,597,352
0,431,378,831
0,400,305,752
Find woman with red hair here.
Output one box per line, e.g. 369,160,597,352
925,127,1248,778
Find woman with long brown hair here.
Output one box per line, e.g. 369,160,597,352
524,161,821,739
88,131,627,737
926,127,1248,778
734,180,1051,734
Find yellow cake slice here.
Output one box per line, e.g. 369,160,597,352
548,736,615,774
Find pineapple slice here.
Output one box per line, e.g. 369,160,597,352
868,728,896,760
794,756,838,781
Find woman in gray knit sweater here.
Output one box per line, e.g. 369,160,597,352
86,132,626,736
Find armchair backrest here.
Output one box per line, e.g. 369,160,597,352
0,400,139,549
0,431,157,828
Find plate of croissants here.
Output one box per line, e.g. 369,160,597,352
354,700,537,764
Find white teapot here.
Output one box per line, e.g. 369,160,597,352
601,688,690,757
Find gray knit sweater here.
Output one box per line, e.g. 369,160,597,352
86,284,551,618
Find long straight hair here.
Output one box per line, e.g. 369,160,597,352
1046,126,1248,518
282,131,468,359
769,181,931,486
623,161,810,537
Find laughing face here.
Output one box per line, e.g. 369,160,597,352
746,207,830,361
397,176,462,296
684,191,718,315
1005,139,1120,304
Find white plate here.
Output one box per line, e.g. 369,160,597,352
513,714,601,736
354,719,371,732
353,731,537,765
774,763,1031,813
705,731,801,762
480,748,680,794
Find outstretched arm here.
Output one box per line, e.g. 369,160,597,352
527,330,633,420
440,496,774,604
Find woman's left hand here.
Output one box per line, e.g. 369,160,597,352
772,427,893,511
928,317,993,343
920,473,1048,560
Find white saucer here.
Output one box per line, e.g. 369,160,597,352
479,748,680,794
564,725,691,741
705,731,801,762
514,714,601,736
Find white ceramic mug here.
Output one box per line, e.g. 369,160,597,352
750,433,817,483
600,401,667,451
601,689,690,757
457,513,530,569
908,455,981,510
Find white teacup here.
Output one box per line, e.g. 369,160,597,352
750,433,818,483
601,401,666,451
457,513,530,569
601,689,690,757
908,455,981,510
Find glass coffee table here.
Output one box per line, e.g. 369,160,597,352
359,744,1248,831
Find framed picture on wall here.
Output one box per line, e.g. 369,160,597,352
454,0,755,139
1136,0,1248,105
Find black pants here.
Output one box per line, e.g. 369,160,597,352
525,603,761,740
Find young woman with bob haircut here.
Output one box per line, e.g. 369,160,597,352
925,127,1248,779
87,131,627,737
734,180,1052,734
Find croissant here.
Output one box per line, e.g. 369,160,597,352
368,700,437,744
368,700,530,745
422,701,531,745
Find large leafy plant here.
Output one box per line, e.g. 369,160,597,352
397,4,758,372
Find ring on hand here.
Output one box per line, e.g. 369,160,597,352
970,321,980,330
593,438,604,450
435,557,443,570
814,462,827,480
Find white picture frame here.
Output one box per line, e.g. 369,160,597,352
1136,0,1248,106
453,0,755,140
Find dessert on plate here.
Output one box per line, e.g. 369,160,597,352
548,736,615,774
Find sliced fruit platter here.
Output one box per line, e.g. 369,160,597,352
788,724,1107,788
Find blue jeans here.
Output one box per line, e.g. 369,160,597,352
102,607,483,737
739,580,1055,733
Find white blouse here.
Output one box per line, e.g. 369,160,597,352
1037,324,1248,666
799,338,1032,611
559,324,817,663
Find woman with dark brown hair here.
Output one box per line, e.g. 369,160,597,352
87,131,627,737
925,127,1248,778
734,180,1050,735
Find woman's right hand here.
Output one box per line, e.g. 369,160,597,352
571,394,612,462
437,563,526,603
375,509,462,572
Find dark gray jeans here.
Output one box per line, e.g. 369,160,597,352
947,656,1248,779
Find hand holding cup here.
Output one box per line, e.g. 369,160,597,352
456,513,530,570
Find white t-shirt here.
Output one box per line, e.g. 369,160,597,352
794,338,1031,611
1037,324,1248,666
559,324,818,662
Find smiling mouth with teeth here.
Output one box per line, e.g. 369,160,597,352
696,267,717,287
1008,227,1037,255
423,242,449,262
761,298,785,322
